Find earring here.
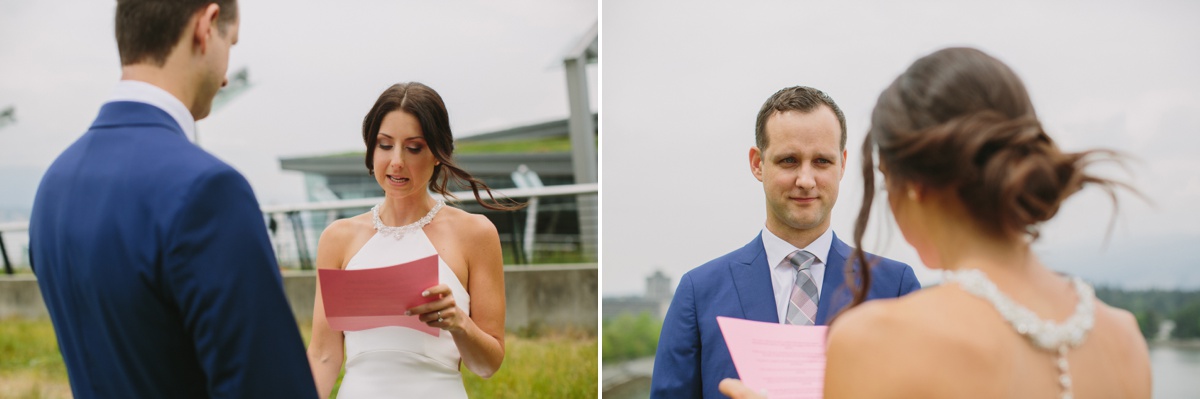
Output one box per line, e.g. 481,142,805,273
907,188,918,201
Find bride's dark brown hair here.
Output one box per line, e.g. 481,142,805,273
362,82,524,211
847,47,1132,309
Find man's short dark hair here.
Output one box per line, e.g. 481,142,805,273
755,86,847,150
115,0,238,66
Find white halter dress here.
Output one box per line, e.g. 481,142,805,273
336,224,471,398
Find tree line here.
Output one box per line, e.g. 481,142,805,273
1095,287,1200,340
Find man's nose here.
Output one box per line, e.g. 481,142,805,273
221,77,229,88
795,166,816,189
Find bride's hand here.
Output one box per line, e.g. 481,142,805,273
406,284,466,333
719,378,767,399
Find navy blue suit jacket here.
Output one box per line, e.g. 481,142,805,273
650,232,921,398
30,102,318,398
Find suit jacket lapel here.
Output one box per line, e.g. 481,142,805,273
730,233,779,323
816,233,854,325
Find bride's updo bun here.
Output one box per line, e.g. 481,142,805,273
865,47,1121,240
847,47,1129,307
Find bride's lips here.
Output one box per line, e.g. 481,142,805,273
386,175,410,186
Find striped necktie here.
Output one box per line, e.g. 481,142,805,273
784,250,819,326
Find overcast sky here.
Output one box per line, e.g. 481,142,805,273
4,1,1199,295
0,0,597,216
601,0,1200,295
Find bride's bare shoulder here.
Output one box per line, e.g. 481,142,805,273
433,205,497,238
825,286,1005,398
321,213,373,240
1095,300,1149,343
828,285,1009,362
1092,299,1151,371
831,284,971,332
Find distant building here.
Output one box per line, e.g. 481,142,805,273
604,270,674,320
277,115,597,263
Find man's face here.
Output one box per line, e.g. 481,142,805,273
194,17,239,120
750,107,846,238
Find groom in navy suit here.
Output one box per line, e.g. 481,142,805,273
650,86,921,398
29,1,317,398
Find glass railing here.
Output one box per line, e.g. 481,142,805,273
0,183,597,274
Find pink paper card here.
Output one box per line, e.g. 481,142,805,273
319,255,440,336
717,316,827,399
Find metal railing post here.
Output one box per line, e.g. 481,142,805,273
287,211,313,270
508,210,526,265
0,233,13,275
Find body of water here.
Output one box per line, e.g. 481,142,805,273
1150,344,1200,399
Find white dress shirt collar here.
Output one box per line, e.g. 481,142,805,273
762,226,835,323
108,80,197,143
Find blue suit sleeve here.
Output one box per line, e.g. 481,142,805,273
897,263,921,295
164,167,318,398
650,273,702,398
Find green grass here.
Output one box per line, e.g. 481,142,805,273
602,312,662,362
1,318,596,399
462,330,598,398
0,318,71,399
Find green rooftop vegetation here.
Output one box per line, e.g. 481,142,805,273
455,136,573,154
319,151,365,159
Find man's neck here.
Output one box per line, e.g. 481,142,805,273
764,219,829,250
121,63,195,118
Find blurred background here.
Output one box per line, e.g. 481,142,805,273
600,1,1200,398
0,1,598,397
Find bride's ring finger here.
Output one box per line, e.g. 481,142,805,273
437,310,443,323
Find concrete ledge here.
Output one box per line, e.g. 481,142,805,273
3,265,599,334
503,264,598,334
0,275,47,319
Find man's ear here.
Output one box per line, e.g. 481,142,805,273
839,149,848,179
193,4,222,54
749,146,764,182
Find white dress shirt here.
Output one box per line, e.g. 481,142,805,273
762,226,834,324
108,80,197,143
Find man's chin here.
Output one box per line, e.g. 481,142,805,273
782,213,826,232
192,105,212,121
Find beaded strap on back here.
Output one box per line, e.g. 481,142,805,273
943,269,1095,399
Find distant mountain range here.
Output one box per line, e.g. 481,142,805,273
1038,234,1200,290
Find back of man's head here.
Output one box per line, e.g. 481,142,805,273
115,0,238,66
755,86,847,151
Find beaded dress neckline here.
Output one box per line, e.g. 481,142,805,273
370,200,444,241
